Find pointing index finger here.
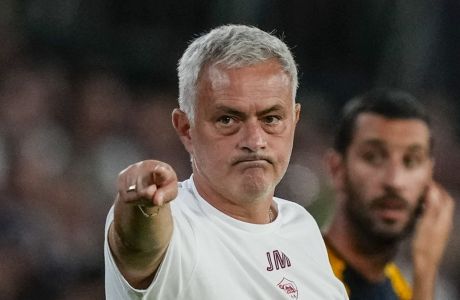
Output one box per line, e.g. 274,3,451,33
152,164,175,186
149,162,178,206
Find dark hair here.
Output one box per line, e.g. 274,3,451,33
333,88,431,155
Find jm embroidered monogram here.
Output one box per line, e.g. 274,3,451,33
266,250,292,271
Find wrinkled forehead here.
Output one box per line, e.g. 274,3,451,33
209,63,290,88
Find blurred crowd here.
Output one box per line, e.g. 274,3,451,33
0,63,188,298
0,0,459,299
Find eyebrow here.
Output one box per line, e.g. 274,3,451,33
360,139,384,147
361,139,428,152
213,104,285,118
257,104,285,117
213,105,245,119
406,144,428,153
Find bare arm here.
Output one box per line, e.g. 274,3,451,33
411,181,455,300
108,160,178,289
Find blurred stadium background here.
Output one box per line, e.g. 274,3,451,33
0,1,459,298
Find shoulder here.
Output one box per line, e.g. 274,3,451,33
171,179,198,211
274,197,317,224
274,197,324,244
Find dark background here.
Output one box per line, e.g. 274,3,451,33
0,0,459,298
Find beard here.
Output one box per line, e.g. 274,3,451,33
343,174,423,248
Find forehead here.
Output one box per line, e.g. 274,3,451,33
206,59,290,86
352,113,431,150
196,59,292,108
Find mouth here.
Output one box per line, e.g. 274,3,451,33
236,160,269,170
372,197,409,222
232,155,273,166
375,207,407,222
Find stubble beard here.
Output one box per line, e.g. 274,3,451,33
238,171,276,202
343,175,421,251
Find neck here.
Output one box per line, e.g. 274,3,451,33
325,210,399,282
192,174,275,224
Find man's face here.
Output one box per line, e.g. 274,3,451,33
186,59,300,204
340,113,433,242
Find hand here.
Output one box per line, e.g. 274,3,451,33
412,181,454,269
411,181,455,300
117,160,178,209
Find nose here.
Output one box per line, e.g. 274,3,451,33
382,158,405,191
239,120,267,152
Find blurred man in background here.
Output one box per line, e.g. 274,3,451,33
323,88,454,300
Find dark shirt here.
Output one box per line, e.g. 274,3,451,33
325,239,412,300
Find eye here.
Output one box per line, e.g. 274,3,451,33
362,151,385,166
217,115,236,126
263,115,281,125
403,154,423,169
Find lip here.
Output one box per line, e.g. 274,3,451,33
232,155,273,166
372,197,409,221
374,207,407,221
236,160,269,167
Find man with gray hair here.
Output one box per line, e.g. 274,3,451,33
104,24,347,299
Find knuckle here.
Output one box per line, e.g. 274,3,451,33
136,191,149,201
156,165,169,174
118,168,129,178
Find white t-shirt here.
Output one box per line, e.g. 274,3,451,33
105,176,348,299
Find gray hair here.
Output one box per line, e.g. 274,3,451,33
177,24,298,124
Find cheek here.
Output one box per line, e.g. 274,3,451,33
416,165,432,182
270,140,292,173
406,169,431,198
347,173,371,199
192,135,234,166
344,164,381,197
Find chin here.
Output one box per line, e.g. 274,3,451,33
239,179,272,200
371,222,413,243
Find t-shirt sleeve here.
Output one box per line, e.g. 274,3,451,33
104,190,198,300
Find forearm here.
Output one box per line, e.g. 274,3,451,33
410,181,455,300
109,199,173,288
411,260,437,300
113,196,173,252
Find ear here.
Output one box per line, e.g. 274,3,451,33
324,149,346,191
429,157,435,177
172,108,193,154
294,103,301,124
